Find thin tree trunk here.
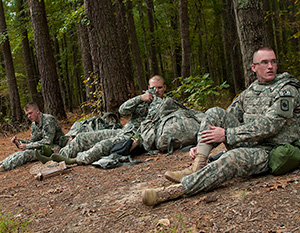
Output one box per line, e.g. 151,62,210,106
263,0,275,50
166,0,181,85
197,0,213,79
179,0,191,78
87,23,102,111
28,0,66,119
53,36,67,110
70,28,84,106
63,34,72,112
222,0,244,94
126,0,147,92
138,1,150,77
0,0,23,123
77,21,94,103
145,0,159,76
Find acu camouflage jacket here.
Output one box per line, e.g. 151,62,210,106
118,87,159,135
21,113,65,149
226,72,300,146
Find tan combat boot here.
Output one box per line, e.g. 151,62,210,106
0,164,5,172
164,153,207,183
142,183,185,206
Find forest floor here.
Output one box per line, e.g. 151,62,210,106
1,113,300,233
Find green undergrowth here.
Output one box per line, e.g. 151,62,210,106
0,208,32,233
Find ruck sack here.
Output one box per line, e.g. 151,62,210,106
140,97,204,154
66,112,123,137
269,140,300,175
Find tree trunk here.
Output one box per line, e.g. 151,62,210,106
76,21,94,102
28,0,66,119
222,0,244,94
115,0,135,98
196,0,213,79
179,0,191,78
63,34,72,112
71,27,84,107
166,0,181,85
53,36,67,110
263,0,275,51
145,0,159,76
138,2,150,77
0,0,23,123
17,0,43,111
126,0,147,92
87,23,103,111
84,0,132,113
232,0,271,86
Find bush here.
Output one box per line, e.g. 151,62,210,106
167,74,231,111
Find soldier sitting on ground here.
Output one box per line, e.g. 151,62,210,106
142,47,300,206
0,102,66,172
35,75,167,166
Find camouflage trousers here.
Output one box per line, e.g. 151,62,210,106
197,106,256,148
181,146,270,196
1,149,37,171
182,107,270,196
59,129,132,165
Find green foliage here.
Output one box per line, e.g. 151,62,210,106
167,74,230,111
0,208,32,232
81,73,103,114
58,4,85,36
241,189,248,198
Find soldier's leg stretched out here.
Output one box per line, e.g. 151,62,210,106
1,150,36,171
59,129,121,158
143,147,269,206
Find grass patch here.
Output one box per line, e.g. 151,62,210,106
0,208,32,233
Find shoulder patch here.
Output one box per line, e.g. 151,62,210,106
276,95,294,118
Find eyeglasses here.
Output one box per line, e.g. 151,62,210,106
253,59,278,66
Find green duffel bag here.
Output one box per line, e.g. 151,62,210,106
269,142,300,175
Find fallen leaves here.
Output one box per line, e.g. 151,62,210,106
261,176,299,193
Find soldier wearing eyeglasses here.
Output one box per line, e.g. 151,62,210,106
142,47,300,206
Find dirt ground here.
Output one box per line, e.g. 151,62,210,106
1,120,300,233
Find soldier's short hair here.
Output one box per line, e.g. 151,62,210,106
149,75,165,84
253,46,275,62
24,102,39,111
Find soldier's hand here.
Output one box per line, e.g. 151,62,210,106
140,92,154,102
189,146,197,160
200,125,225,143
11,136,17,144
19,144,27,151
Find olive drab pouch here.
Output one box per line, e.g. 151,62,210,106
269,141,300,175
41,145,56,157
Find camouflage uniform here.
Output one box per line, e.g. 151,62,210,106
182,73,300,196
1,113,65,171
59,94,151,165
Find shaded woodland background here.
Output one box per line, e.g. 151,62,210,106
0,0,300,125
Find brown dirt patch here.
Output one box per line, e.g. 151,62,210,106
1,122,300,232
